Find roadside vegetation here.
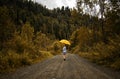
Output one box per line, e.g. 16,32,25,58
70,27,120,70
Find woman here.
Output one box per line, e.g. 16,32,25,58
62,44,67,61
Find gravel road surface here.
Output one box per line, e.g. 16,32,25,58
0,54,120,79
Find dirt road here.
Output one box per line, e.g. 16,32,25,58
0,54,120,79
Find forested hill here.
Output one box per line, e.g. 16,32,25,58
0,0,103,40
0,0,77,40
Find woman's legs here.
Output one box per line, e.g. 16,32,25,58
63,53,66,61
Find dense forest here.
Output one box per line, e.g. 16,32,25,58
0,0,120,73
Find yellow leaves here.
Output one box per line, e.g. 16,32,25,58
39,51,53,58
70,27,94,51
33,51,53,63
21,22,34,42
48,40,62,55
111,58,120,70
76,27,90,41
34,32,51,51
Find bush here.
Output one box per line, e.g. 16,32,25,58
111,58,120,70
0,51,20,73
48,40,62,55
70,27,95,52
32,51,53,63
0,50,33,73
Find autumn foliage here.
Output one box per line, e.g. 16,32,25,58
0,0,120,73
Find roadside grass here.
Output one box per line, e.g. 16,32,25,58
0,50,53,73
32,51,53,63
0,40,61,73
78,52,120,71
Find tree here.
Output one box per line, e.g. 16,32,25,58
21,22,34,43
0,6,15,50
34,32,50,51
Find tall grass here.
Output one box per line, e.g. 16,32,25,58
0,50,53,73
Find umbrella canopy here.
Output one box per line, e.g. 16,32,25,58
59,39,71,45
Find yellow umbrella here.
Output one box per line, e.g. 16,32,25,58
59,39,71,45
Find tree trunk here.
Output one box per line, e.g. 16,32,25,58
99,0,106,42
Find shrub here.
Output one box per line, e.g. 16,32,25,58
0,50,33,73
111,58,120,70
49,40,62,55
